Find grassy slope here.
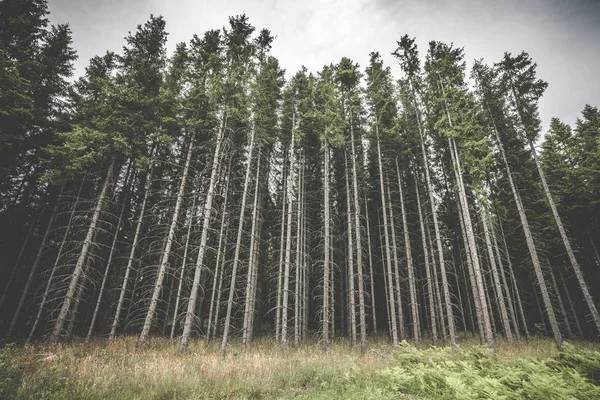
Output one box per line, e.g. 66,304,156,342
1,336,599,399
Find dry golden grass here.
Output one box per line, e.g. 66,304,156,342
2,335,599,399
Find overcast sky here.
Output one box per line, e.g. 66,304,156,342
48,0,599,133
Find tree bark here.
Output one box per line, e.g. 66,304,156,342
293,158,303,347
344,152,357,345
109,158,154,340
180,114,227,352
275,157,287,342
396,159,419,344
205,166,231,342
50,158,116,344
86,164,134,340
322,142,331,354
490,218,521,342
247,180,263,343
212,223,229,340
138,133,195,347
415,178,437,344
375,129,398,345
170,194,196,339
427,223,446,341
497,215,530,339
280,128,295,350
219,121,255,356
447,136,494,350
481,205,513,345
243,152,262,348
387,183,405,341
490,215,520,342
457,196,484,341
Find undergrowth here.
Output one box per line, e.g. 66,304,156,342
1,336,599,399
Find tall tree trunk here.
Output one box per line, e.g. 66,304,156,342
484,271,498,336
396,159,419,344
387,183,405,341
481,205,513,345
457,246,476,337
109,160,154,340
170,195,196,339
415,179,437,344
66,228,101,339
375,129,398,345
180,115,227,352
448,137,494,349
280,130,295,351
212,226,229,340
427,223,446,341
301,186,308,340
86,164,134,340
457,197,484,341
50,158,115,344
322,142,331,354
275,160,287,342
379,216,393,338
330,244,335,339
497,215,530,339
243,152,262,348
219,123,255,356
293,159,303,347
344,152,357,346
205,167,231,342
490,216,520,342
490,218,521,342
452,249,467,333
138,134,195,347
247,181,263,343
349,115,367,353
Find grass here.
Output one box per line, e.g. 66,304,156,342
1,335,599,399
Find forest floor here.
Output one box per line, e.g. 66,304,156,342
1,334,600,399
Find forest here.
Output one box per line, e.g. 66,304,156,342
1,1,600,398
